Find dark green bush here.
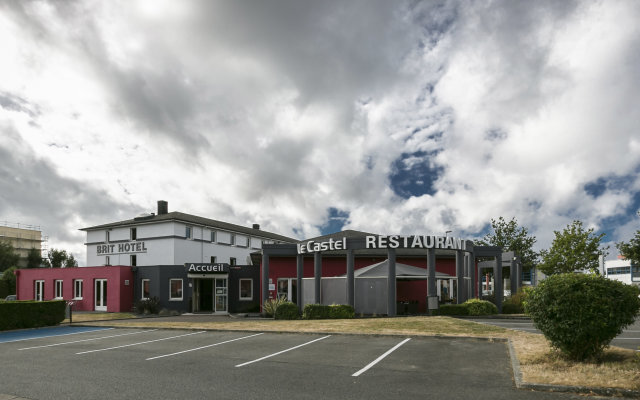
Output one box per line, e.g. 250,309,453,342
274,302,299,320
435,304,469,316
0,300,66,331
463,299,498,315
134,296,160,314
329,304,355,319
525,273,640,361
303,304,330,319
501,302,523,314
262,296,288,317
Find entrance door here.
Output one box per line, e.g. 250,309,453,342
215,278,227,312
95,279,107,311
198,279,214,312
277,278,297,303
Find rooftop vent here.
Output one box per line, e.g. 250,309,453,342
158,200,168,215
252,224,260,230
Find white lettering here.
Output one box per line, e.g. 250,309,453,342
378,236,388,248
388,235,399,249
445,236,454,249
411,236,423,248
424,236,435,248
365,236,376,248
436,236,445,248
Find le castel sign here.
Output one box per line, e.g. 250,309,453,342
185,263,230,274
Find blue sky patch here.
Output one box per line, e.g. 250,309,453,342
319,207,350,235
389,150,443,198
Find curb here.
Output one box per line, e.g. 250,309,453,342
507,339,640,399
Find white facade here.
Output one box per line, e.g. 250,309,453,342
83,211,293,267
604,258,640,286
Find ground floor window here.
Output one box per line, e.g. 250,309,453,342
55,280,63,299
34,280,44,301
277,278,297,303
141,279,150,299
73,279,83,299
239,279,253,300
170,279,183,301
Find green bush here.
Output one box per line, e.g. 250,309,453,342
262,296,288,317
501,302,522,314
329,304,355,319
435,304,469,316
274,302,299,320
525,273,640,361
463,299,498,315
0,300,66,331
502,287,533,314
303,304,330,319
134,296,161,314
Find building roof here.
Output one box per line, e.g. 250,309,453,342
340,259,453,279
80,211,296,243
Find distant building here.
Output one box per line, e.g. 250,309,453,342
0,221,47,267
604,256,640,287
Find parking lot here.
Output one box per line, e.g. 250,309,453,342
470,318,640,351
0,326,594,400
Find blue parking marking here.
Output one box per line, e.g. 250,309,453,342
0,326,112,343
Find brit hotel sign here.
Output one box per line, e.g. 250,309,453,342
297,235,469,254
96,241,148,255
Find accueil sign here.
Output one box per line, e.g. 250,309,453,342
297,235,467,254
97,241,147,255
185,263,230,274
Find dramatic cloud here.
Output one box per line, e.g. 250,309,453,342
1,0,639,265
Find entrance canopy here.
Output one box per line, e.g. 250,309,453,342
341,259,454,279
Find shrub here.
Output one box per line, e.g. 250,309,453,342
0,300,66,331
501,302,522,314
525,273,640,361
329,304,355,319
303,304,330,319
435,304,469,316
463,299,498,315
134,296,161,315
274,302,299,320
262,296,288,317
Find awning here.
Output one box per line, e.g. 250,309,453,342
340,259,454,279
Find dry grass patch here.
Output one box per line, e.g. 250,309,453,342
64,312,137,323
511,331,640,390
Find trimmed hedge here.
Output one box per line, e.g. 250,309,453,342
525,273,640,361
274,302,299,320
434,299,497,316
302,304,355,319
0,300,66,331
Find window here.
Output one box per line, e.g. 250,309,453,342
55,280,63,299
141,279,150,299
229,257,236,266
131,227,137,240
170,279,183,301
210,230,216,242
276,278,297,303
106,230,110,242
230,234,235,245
186,226,193,239
210,256,217,264
73,279,83,299
130,254,137,267
239,279,253,300
105,255,111,266
34,280,44,301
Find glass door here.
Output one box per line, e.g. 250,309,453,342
95,279,107,311
214,278,227,312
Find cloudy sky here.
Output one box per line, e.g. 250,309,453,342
1,0,639,265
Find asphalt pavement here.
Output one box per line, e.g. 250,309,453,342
0,326,597,400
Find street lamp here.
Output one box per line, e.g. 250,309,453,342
445,230,452,237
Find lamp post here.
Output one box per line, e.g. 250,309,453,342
445,230,452,237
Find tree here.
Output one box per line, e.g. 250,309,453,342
26,248,43,268
476,217,538,272
1,266,17,295
538,220,607,275
0,241,20,272
616,230,640,266
44,248,78,268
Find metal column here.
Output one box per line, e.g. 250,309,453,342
261,252,270,307
387,248,396,317
494,252,503,313
296,254,304,312
314,252,322,304
427,248,438,313
455,250,464,304
347,248,354,308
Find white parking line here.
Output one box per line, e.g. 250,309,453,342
19,330,158,350
235,335,331,367
76,331,206,354
0,328,114,344
146,333,264,360
352,338,411,377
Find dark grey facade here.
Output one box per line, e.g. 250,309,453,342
132,264,259,313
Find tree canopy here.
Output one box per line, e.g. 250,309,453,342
539,220,607,275
476,217,538,271
0,241,20,272
44,248,78,268
616,230,640,266
26,248,43,268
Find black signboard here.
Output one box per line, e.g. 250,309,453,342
185,263,230,274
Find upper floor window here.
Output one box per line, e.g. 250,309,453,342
186,226,193,239
131,227,137,240
210,230,216,242
105,230,110,242
105,255,111,266
130,254,137,267
230,234,235,246
230,257,236,266
210,256,217,264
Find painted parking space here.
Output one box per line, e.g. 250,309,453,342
0,329,590,399
0,325,112,344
